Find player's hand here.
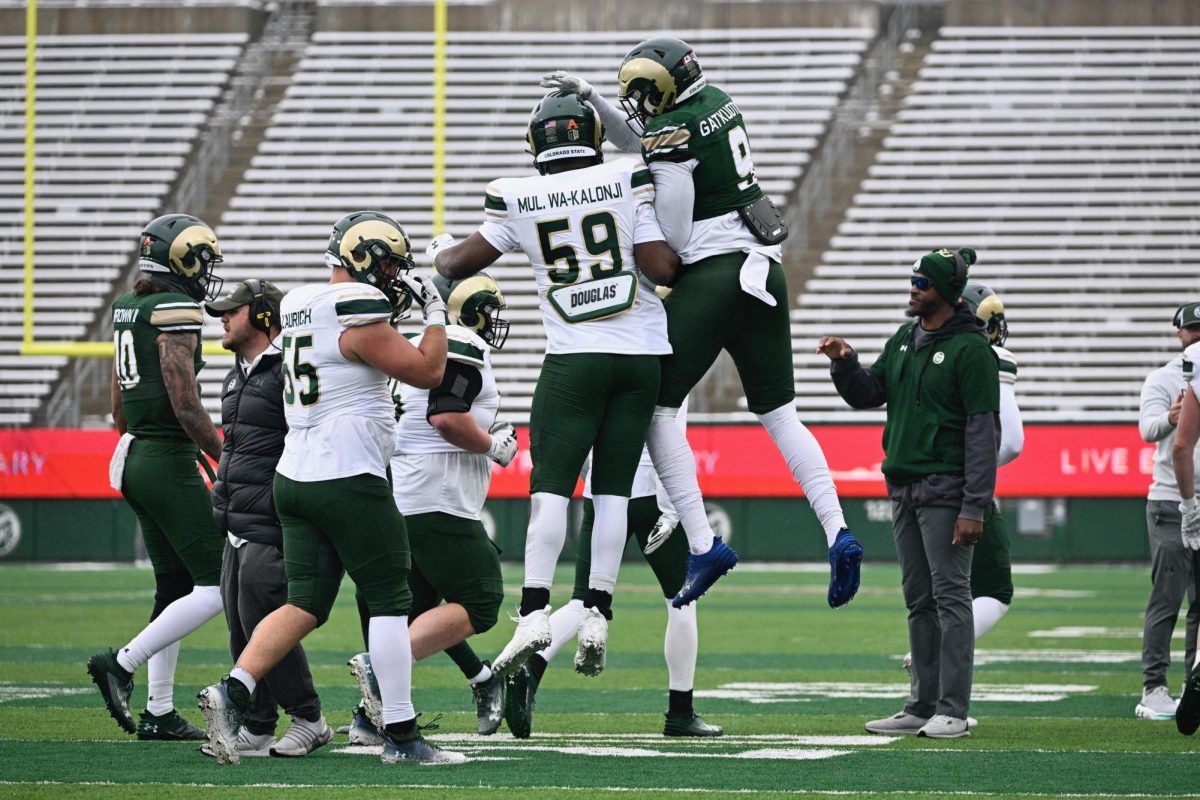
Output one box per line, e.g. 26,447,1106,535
1170,392,1184,426
540,70,594,101
643,512,679,555
816,336,853,361
953,517,983,546
401,273,448,326
1181,499,1200,550
486,421,518,467
426,233,456,264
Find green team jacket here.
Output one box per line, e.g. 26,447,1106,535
830,306,1000,484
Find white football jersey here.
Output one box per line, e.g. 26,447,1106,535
390,326,500,519
275,281,395,482
477,157,671,356
994,344,1018,386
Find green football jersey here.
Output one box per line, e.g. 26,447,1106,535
111,290,205,440
638,84,764,221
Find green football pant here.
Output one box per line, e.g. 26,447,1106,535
659,250,795,414
971,502,1014,605
406,512,504,635
274,472,412,626
572,495,688,601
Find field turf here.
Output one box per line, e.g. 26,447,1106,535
0,560,1197,799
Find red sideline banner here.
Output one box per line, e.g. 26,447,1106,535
0,425,1154,500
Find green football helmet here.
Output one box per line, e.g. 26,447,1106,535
432,271,510,349
325,210,415,311
617,37,706,128
961,281,1008,346
526,91,604,175
137,213,224,301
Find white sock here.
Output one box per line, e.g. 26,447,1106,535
145,640,179,715
664,599,698,691
524,492,571,589
756,405,846,544
370,615,415,725
589,494,629,593
117,584,222,673
229,666,257,695
647,406,714,554
467,663,492,686
973,597,1010,640
538,599,586,663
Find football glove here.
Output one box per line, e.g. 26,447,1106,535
643,512,679,555
425,233,456,263
400,273,448,327
486,421,517,467
540,70,593,101
1181,498,1200,550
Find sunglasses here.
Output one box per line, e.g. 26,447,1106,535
910,276,932,291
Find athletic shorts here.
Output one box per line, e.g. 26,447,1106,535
406,511,504,635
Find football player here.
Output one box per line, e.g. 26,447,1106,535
345,272,515,741
197,211,464,766
541,37,862,609
87,213,227,741
430,91,679,680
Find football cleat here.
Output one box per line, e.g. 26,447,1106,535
348,653,383,732
827,528,863,608
573,607,609,677
492,606,552,676
380,726,467,765
503,662,540,739
86,648,136,734
1176,670,1200,735
135,708,206,741
672,537,738,608
663,712,723,737
197,679,244,765
340,704,383,746
471,663,504,736
270,715,333,757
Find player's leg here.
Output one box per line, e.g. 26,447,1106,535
970,503,1013,641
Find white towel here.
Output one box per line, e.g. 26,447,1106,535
739,249,777,307
108,432,134,491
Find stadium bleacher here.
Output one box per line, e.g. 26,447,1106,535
793,26,1200,423
0,32,247,425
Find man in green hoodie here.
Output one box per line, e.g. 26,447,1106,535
817,248,1000,740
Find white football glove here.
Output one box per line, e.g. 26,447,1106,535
400,273,447,327
1181,498,1200,550
643,512,679,555
486,421,517,467
540,70,593,101
425,233,456,264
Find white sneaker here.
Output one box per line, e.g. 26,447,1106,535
201,728,274,759
865,711,929,735
574,607,609,677
270,715,333,757
492,606,552,676
1135,685,1178,720
917,714,970,738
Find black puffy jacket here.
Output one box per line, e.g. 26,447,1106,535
212,351,287,546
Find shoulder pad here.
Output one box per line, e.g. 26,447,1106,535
993,345,1017,383
446,325,487,367
147,295,203,332
484,180,508,220
640,120,692,162
333,286,391,327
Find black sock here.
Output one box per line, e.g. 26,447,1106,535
224,676,252,714
668,689,693,717
520,587,551,617
584,589,613,620
444,640,484,680
528,653,548,682
385,718,417,736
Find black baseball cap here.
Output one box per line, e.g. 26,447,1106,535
204,279,284,317
1173,302,1200,330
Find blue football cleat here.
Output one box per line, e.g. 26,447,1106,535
827,528,863,608
672,537,738,608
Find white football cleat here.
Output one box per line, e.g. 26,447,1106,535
492,606,552,676
573,607,609,677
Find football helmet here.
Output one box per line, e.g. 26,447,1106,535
137,213,224,301
617,37,706,128
432,271,510,349
526,91,604,175
325,210,416,311
961,281,1008,346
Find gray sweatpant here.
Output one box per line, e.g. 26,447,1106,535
221,540,321,735
1142,500,1200,690
889,474,975,721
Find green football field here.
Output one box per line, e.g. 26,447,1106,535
1,560,1197,799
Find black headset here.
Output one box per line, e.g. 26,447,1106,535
245,278,275,333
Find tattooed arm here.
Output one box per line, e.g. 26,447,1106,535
157,331,222,460
110,364,127,434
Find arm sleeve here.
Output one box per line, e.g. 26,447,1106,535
648,159,697,253
829,349,888,409
590,88,643,153
961,411,1000,521
1139,370,1176,443
997,381,1024,466
426,360,483,418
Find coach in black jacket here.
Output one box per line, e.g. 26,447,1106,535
206,279,330,757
